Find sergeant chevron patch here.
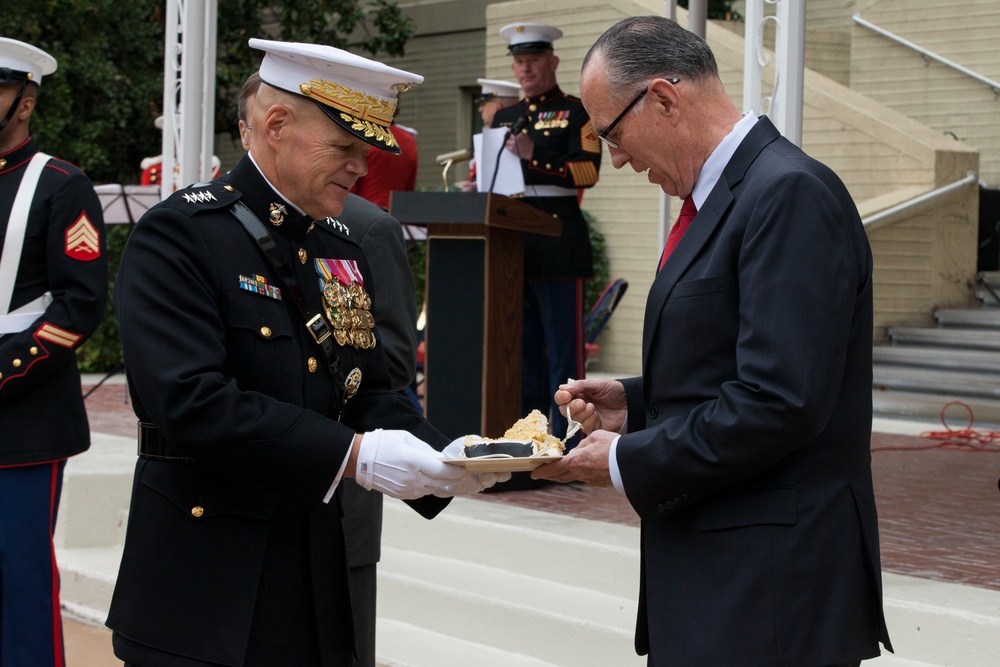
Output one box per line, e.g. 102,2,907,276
65,212,101,261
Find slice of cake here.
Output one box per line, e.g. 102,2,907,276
462,409,566,458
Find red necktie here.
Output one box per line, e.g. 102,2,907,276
658,197,697,271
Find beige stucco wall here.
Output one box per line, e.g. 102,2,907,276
850,0,1000,186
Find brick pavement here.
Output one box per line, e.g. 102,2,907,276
81,381,1000,591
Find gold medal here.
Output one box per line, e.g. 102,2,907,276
344,367,362,400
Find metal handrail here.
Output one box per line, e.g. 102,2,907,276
852,13,1000,96
862,171,978,230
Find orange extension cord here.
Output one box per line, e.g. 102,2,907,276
872,401,1000,453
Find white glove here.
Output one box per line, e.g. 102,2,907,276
356,429,465,500
432,437,512,497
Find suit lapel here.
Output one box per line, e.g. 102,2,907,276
640,117,782,367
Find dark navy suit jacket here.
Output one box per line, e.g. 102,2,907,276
619,117,893,666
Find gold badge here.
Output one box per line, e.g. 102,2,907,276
344,367,363,400
314,258,377,351
269,203,286,226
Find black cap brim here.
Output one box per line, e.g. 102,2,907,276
507,42,553,56
0,68,30,85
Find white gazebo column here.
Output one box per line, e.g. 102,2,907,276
161,0,219,198
743,0,805,147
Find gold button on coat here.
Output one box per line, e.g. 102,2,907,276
12,359,21,368
307,357,318,373
260,326,272,338
191,506,204,518
29,347,38,355
298,248,307,264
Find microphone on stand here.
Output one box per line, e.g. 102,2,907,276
436,148,473,192
488,114,530,194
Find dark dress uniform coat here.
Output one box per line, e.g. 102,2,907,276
106,155,448,667
619,118,892,665
491,85,601,280
0,138,106,464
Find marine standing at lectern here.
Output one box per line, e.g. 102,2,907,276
491,22,601,453
0,38,107,667
106,39,504,666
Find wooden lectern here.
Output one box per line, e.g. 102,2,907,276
389,191,560,439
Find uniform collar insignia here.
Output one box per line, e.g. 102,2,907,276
182,190,217,204
269,202,287,226
324,216,349,235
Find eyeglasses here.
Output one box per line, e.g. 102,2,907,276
597,77,680,150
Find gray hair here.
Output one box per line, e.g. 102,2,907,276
583,15,719,98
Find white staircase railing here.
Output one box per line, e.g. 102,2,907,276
862,171,978,231
852,12,1000,96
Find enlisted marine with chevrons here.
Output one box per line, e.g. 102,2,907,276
491,81,601,279
0,37,107,667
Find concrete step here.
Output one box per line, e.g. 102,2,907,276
873,365,1000,399
375,619,561,667
58,432,1000,667
979,270,1000,289
872,345,1000,374
886,327,1000,351
377,497,643,667
975,289,1000,308
934,308,1000,328
873,389,1000,428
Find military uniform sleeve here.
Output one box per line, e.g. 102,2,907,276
0,167,107,398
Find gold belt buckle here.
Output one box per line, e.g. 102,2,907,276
306,313,331,344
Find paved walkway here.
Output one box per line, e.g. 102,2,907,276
64,378,1000,665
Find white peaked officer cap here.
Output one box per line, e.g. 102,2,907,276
249,38,423,155
0,37,57,86
499,22,563,55
475,78,521,103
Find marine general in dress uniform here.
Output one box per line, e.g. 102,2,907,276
0,38,107,667
106,40,504,667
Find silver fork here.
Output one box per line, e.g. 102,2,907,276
565,377,581,440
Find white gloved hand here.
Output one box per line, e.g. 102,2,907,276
356,429,465,500
432,437,512,497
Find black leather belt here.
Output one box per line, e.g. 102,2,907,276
137,422,196,462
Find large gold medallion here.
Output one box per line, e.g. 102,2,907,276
314,258,376,350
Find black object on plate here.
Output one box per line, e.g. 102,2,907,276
464,440,534,458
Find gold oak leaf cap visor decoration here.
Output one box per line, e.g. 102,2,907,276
249,38,423,155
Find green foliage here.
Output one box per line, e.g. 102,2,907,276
214,0,414,139
583,211,610,315
0,2,413,372
0,2,166,185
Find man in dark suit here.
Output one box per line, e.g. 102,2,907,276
535,16,893,666
106,39,503,666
